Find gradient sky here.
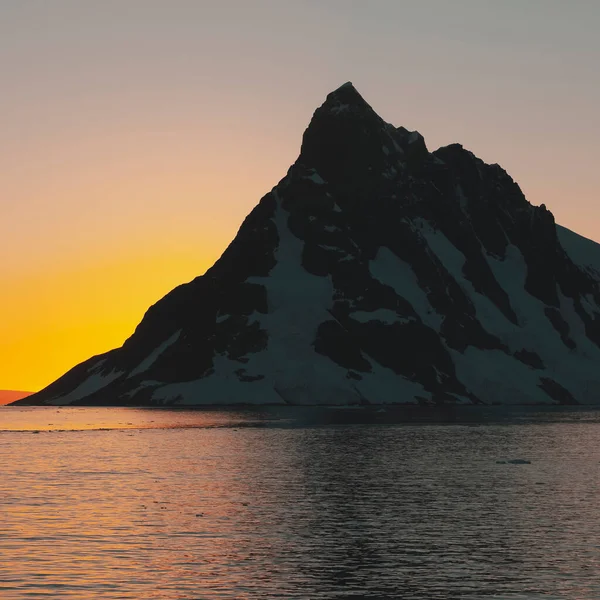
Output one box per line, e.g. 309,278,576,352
1,0,599,392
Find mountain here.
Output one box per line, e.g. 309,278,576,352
1,390,32,405
14,83,600,407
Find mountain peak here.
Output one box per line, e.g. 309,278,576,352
298,83,402,186
322,81,370,112
313,82,380,124
15,84,600,408
333,81,355,91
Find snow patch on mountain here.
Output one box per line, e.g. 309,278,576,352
152,191,359,405
306,171,326,185
354,358,433,405
350,309,413,325
451,347,549,405
558,225,600,277
129,330,181,377
51,367,122,405
369,247,443,331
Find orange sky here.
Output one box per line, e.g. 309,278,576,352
0,390,31,405
1,1,599,392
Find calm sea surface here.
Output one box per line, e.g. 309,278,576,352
2,405,600,599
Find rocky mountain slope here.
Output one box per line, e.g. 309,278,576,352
15,83,600,406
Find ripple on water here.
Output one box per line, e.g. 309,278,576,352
1,406,600,598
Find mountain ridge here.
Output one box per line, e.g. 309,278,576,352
14,83,600,407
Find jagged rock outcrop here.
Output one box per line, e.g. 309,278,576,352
15,83,600,406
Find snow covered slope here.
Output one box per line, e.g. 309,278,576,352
16,83,600,406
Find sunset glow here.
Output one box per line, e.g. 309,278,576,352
2,0,599,391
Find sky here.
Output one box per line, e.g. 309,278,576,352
1,0,599,392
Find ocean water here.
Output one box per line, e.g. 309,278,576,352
2,405,600,599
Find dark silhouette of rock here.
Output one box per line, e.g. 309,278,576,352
14,83,600,406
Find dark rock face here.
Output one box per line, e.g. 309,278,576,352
15,83,600,407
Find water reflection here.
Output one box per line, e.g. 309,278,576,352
5,403,600,433
2,407,600,598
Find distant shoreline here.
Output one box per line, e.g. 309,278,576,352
8,400,600,410
0,390,33,405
